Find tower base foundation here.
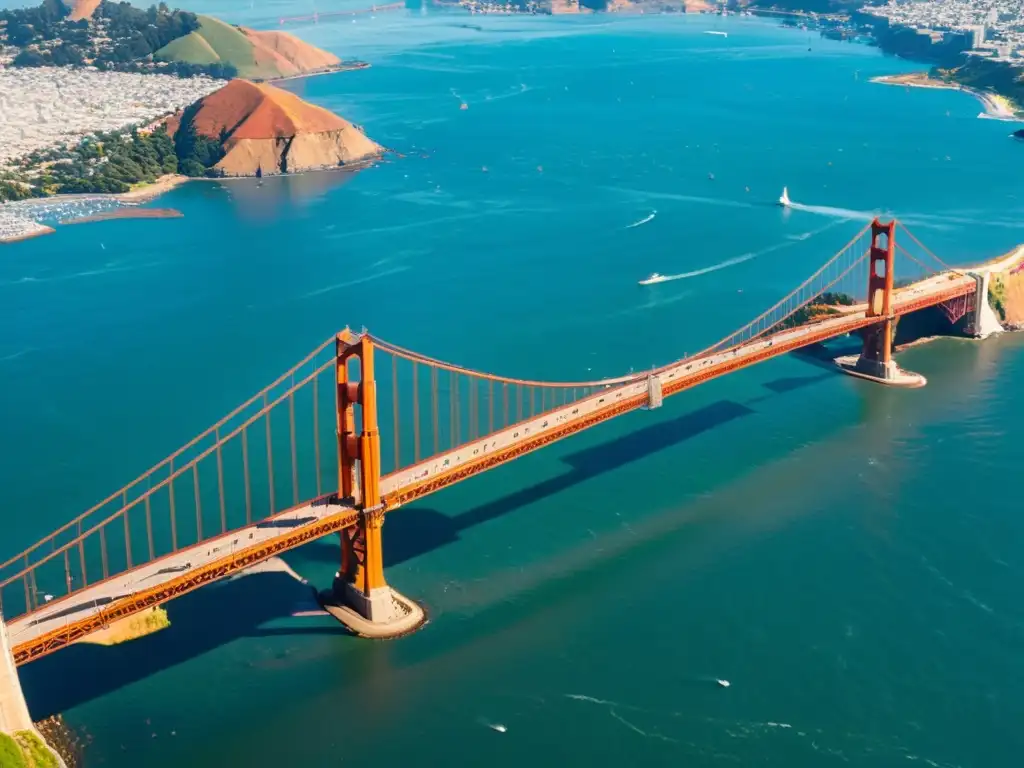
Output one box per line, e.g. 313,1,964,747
318,579,426,639
834,355,927,388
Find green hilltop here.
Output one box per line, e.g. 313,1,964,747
155,15,263,80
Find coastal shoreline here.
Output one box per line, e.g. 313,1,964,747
872,73,1022,122
0,224,55,244
118,174,192,202
9,173,192,211
0,157,383,242
266,61,371,85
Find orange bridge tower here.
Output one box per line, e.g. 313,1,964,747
323,330,425,637
838,219,926,387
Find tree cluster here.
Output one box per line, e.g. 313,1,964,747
2,1,234,79
172,101,227,176
0,0,70,46
950,57,1024,116
776,292,856,331
44,127,180,194
93,1,199,64
0,113,231,201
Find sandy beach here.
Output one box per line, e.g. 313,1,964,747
872,73,1022,121
117,174,191,202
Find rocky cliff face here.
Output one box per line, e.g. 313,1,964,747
168,78,382,177
991,250,1024,328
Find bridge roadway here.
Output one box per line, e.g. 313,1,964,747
7,270,977,663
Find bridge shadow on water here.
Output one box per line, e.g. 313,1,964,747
313,342,863,570
20,349,847,716
20,570,330,718
360,398,758,569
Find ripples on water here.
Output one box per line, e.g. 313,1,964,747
4,7,1024,768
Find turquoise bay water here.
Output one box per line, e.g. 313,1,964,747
3,10,1024,766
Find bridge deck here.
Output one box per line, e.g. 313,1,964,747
8,500,356,661
7,270,978,663
380,272,976,505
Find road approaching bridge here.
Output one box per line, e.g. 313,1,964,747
0,220,1014,668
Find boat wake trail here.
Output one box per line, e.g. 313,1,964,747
658,251,759,282
300,266,409,299
785,219,848,242
626,211,656,229
641,219,845,286
786,201,880,222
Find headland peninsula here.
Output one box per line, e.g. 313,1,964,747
0,0,368,80
742,0,1024,119
0,75,384,242
0,0,381,242
871,72,1020,121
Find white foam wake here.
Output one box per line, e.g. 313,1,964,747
657,251,759,282
641,219,846,285
786,201,880,222
626,211,656,229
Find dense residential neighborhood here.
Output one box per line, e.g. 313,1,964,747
862,0,1024,65
0,66,218,169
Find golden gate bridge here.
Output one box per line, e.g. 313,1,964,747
276,2,405,26
0,219,1009,670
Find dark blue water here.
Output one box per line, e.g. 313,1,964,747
2,10,1024,767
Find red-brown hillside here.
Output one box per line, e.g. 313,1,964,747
167,79,382,177
177,78,349,140
242,28,341,79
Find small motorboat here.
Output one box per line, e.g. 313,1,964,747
778,186,791,207
639,272,669,286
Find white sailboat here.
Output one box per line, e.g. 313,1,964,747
778,187,791,207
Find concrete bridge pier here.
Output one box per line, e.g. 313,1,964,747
320,507,425,639
965,271,1004,339
835,321,927,388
